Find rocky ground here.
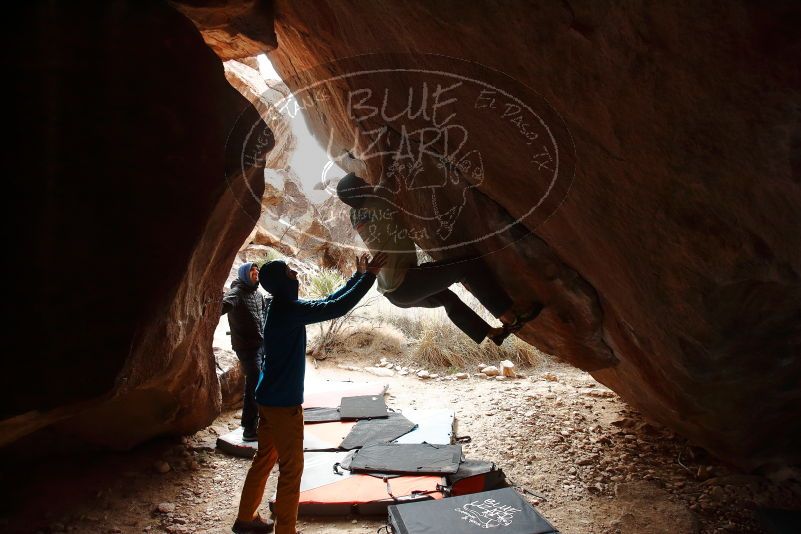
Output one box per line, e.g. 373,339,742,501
3,356,799,534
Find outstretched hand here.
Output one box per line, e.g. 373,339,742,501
366,252,388,275
356,253,369,274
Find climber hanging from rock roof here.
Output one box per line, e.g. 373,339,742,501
336,172,543,346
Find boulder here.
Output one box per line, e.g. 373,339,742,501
3,2,272,451
7,0,800,472
215,347,245,409
223,60,296,170
171,0,277,61
258,0,801,468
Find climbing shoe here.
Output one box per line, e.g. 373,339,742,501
490,302,544,345
505,302,544,332
488,327,512,346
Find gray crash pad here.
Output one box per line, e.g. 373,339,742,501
216,427,257,458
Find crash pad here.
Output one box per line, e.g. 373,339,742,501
339,395,389,420
340,412,418,450
304,420,357,451
388,487,558,533
340,443,463,475
303,381,387,408
216,427,257,458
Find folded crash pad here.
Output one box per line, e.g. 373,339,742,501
339,395,388,420
340,443,462,475
340,412,418,450
303,406,342,424
303,381,387,409
445,460,509,496
271,452,443,516
388,487,558,534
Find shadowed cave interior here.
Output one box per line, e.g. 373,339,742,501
3,2,801,533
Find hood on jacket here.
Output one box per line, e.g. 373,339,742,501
259,260,299,300
237,262,258,288
336,172,373,209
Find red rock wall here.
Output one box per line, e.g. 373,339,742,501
4,1,799,471
2,3,271,450
264,0,801,468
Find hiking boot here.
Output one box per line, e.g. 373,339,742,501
232,514,274,533
242,427,258,442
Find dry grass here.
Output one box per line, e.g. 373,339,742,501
318,321,408,362
376,283,546,371
291,260,547,372
384,304,544,371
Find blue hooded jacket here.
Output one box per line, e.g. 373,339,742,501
255,260,375,406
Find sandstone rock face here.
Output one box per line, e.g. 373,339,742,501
3,3,271,451
7,0,800,473
261,1,801,468
223,60,296,170
224,58,359,272
172,0,277,60
258,169,357,271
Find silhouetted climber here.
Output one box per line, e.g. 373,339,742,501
337,172,543,345
233,252,387,534
221,262,270,442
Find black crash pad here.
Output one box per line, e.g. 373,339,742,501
339,395,388,420
445,459,508,496
341,443,462,475
340,412,418,450
388,487,558,534
303,407,342,424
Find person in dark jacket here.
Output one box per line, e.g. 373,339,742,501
233,253,386,534
336,172,543,346
221,262,271,441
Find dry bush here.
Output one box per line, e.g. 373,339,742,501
300,267,379,360
322,321,407,362
257,246,285,267
302,267,345,299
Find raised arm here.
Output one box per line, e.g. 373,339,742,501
292,272,376,325
323,254,370,301
323,272,361,302
293,253,387,325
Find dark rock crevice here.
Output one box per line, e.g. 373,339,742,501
3,2,271,451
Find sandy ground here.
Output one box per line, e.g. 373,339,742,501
3,355,799,534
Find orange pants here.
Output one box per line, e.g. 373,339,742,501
237,405,304,534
